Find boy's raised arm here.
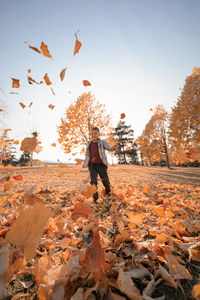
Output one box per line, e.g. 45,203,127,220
103,140,118,151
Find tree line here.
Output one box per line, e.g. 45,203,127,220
0,68,199,167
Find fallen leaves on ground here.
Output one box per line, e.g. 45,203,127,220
0,165,199,299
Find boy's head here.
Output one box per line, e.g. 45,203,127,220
91,127,100,141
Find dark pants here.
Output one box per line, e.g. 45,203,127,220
89,163,111,201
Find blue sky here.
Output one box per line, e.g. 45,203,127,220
0,0,200,162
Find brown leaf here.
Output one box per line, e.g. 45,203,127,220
40,41,52,59
12,78,20,88
19,102,26,109
28,45,41,54
165,253,193,280
191,284,200,299
13,175,23,181
20,136,38,152
117,269,141,300
74,30,82,55
60,67,67,81
50,86,55,95
27,69,31,73
120,113,125,119
29,102,33,107
0,244,9,298
27,76,39,85
43,73,52,85
82,80,91,86
6,202,51,262
48,104,55,110
72,202,94,220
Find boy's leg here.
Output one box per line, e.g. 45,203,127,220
88,163,99,201
97,164,111,195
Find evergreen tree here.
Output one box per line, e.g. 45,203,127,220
19,151,33,166
113,120,138,164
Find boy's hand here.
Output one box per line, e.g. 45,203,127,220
113,144,118,150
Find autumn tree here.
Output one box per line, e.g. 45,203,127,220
57,92,112,154
113,120,138,164
0,129,17,165
139,105,170,168
169,67,200,165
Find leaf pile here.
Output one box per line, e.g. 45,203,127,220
0,165,199,300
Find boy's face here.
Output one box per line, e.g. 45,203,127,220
91,130,100,141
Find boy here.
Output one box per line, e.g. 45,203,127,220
83,127,118,201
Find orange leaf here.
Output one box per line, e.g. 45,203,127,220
83,80,91,86
43,73,52,85
117,269,141,300
19,102,26,109
191,284,200,299
51,143,56,147
13,175,23,181
20,136,37,152
50,86,55,95
48,104,55,110
27,76,39,85
120,113,125,119
6,203,51,262
40,41,52,59
72,202,94,220
29,102,33,107
27,69,31,73
74,30,82,55
60,67,67,81
28,44,41,54
90,231,105,271
12,78,20,88
13,140,19,145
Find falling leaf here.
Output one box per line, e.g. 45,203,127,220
82,80,91,86
27,76,39,85
60,67,67,81
43,73,52,86
120,113,125,119
13,175,23,181
74,30,82,55
51,143,56,147
50,86,55,95
48,104,55,110
150,108,153,111
20,136,38,152
29,102,33,107
12,78,20,88
19,102,26,109
0,244,9,299
27,69,31,73
9,92,18,94
27,43,41,54
40,41,52,59
6,202,52,262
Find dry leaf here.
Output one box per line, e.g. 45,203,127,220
29,102,33,107
60,67,67,81
83,80,91,86
74,30,82,55
50,86,55,95
72,202,94,220
117,269,141,300
51,143,56,147
120,113,125,119
43,73,52,85
48,104,55,110
27,69,31,73
0,244,9,298
13,175,23,181
12,78,20,88
28,44,41,54
20,136,37,152
40,41,52,59
19,102,26,109
3,182,14,191
6,202,51,262
191,284,200,299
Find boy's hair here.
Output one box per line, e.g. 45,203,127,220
92,127,100,133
